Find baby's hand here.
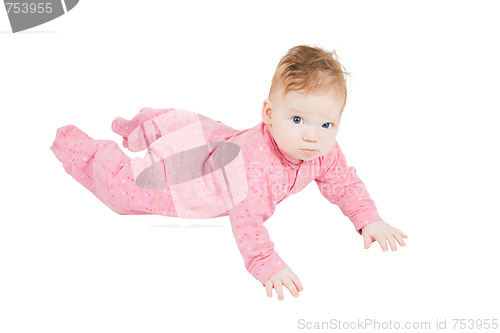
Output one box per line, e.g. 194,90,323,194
361,220,408,251
265,266,303,301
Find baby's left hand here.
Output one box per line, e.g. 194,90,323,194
361,220,407,251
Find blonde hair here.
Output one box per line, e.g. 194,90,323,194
269,45,350,113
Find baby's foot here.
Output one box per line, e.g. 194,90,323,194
112,107,168,152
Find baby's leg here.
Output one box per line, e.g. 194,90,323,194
112,107,174,152
50,124,178,216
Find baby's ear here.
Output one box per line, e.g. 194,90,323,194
261,98,273,124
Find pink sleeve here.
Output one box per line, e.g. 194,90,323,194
315,141,383,234
228,171,288,286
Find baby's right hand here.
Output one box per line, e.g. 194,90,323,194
265,266,304,300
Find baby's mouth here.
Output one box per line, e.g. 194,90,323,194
300,148,318,156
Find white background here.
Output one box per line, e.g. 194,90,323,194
1,1,499,332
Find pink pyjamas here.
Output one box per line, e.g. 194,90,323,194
50,107,383,285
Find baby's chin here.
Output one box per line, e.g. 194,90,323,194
300,150,329,161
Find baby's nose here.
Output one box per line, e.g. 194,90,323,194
303,132,318,142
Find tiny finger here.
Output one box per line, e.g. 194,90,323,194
265,281,273,298
385,232,398,251
290,273,304,292
283,279,299,297
396,228,408,238
375,233,388,251
274,281,284,301
394,232,406,247
362,233,372,249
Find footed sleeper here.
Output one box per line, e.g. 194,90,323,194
50,107,383,285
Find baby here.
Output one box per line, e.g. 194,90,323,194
50,45,407,301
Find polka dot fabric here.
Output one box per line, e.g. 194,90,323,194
50,107,382,286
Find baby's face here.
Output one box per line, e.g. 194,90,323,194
262,88,344,161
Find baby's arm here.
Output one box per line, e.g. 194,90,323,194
228,177,303,300
315,141,383,233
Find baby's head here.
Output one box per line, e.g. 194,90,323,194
262,45,349,161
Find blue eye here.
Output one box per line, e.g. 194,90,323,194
292,116,302,124
322,123,333,129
